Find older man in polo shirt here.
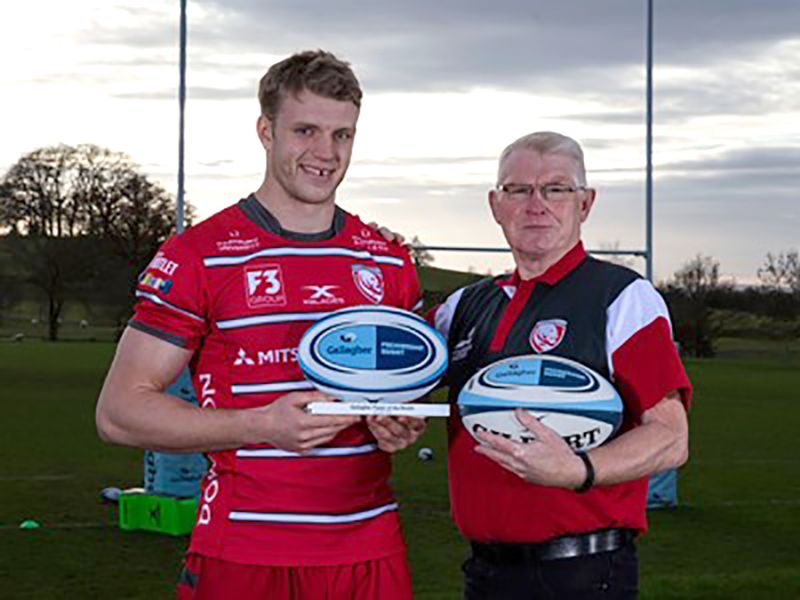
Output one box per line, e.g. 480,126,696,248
431,131,691,599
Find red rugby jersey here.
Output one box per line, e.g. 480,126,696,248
131,197,421,566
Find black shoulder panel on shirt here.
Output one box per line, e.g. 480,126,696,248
445,276,510,392
445,258,642,400
573,256,642,307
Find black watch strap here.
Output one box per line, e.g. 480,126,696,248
575,452,595,494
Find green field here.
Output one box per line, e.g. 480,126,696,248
1,339,799,599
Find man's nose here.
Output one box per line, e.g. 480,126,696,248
522,188,548,210
311,135,335,160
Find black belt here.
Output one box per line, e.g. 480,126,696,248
471,528,635,564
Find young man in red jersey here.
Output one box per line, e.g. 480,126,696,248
96,50,424,600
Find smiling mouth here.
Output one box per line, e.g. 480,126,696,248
300,165,335,178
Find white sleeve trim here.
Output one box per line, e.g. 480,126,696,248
433,287,466,341
606,279,672,378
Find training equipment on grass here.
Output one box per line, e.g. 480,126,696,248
417,447,434,462
299,305,448,404
99,486,122,504
118,490,197,536
457,355,623,451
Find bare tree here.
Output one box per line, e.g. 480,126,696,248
673,254,720,297
409,236,435,267
0,145,88,237
666,254,724,357
757,250,800,293
0,144,191,340
3,234,98,340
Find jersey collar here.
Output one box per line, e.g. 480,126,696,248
497,242,587,289
238,194,346,241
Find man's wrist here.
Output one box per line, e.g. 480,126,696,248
236,405,270,447
574,451,595,493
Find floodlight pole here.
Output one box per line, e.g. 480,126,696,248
645,0,654,281
177,0,187,233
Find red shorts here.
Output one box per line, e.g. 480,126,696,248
176,552,413,600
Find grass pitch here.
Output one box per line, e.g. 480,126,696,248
1,338,798,598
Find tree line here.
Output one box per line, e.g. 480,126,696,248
0,144,193,340
662,253,800,357
2,145,798,353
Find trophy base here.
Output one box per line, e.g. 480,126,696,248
307,402,450,417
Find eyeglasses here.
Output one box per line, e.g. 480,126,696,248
495,183,587,203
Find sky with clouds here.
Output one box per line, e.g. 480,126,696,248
2,0,798,283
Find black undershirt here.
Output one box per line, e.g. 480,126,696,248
237,194,346,241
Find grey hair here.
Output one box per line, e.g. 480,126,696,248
497,131,587,185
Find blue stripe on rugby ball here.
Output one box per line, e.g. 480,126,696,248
459,404,621,428
302,370,440,394
457,355,623,450
298,305,447,403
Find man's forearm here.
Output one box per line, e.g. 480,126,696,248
589,394,688,486
96,388,255,453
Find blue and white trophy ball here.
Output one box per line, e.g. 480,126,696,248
458,355,623,452
298,305,448,403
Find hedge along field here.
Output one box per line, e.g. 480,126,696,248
0,339,798,599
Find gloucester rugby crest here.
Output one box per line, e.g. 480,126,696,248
529,319,567,353
352,265,385,304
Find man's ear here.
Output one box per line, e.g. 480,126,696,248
256,115,273,150
579,188,597,223
488,189,501,224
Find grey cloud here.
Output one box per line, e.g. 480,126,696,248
198,159,237,167
355,155,495,167
66,0,800,147
183,0,800,92
346,177,487,199
113,85,252,100
589,146,800,188
555,110,646,126
659,147,800,176
76,0,800,96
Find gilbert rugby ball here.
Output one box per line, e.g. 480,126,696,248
458,355,623,452
298,306,447,403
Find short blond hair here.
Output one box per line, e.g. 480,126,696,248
258,50,362,120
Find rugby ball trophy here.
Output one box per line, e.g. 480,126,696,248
299,306,449,417
458,355,623,451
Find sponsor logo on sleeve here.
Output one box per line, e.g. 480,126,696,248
244,264,286,308
352,265,385,304
529,319,567,353
148,252,180,276
138,272,173,294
